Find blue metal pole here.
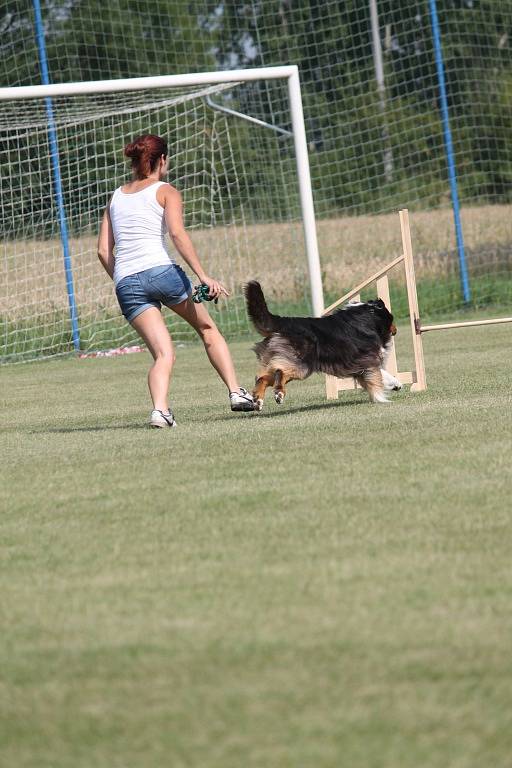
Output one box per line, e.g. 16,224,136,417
32,0,80,349
428,0,471,303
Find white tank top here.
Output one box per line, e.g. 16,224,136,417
110,181,174,286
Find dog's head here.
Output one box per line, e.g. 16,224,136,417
367,298,397,336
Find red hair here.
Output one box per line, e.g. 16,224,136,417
124,134,168,178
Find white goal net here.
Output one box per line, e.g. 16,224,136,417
0,72,318,362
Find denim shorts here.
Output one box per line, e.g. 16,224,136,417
115,264,192,323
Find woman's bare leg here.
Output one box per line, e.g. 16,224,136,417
130,307,175,411
169,298,239,392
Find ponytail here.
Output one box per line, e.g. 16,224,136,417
124,134,168,178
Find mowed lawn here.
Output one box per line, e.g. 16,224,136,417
1,324,512,768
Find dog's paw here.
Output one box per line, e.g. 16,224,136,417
384,379,402,391
253,398,264,412
372,391,390,404
381,369,402,392
383,377,402,391
274,391,285,405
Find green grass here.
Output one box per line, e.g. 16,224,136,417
2,325,512,767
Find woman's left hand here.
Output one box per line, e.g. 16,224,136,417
199,275,230,300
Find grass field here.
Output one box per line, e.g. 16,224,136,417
2,324,512,767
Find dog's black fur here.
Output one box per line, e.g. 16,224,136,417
244,281,397,407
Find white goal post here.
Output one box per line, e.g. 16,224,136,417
0,66,324,362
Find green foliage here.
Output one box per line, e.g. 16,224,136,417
201,0,512,214
1,0,218,85
1,2,512,227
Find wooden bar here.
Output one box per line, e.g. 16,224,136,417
376,274,398,376
336,377,359,391
324,210,427,400
322,255,404,315
421,317,512,332
399,209,426,392
325,374,340,399
328,293,361,392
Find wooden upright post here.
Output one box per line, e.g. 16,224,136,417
399,209,427,392
324,210,425,400
376,274,398,376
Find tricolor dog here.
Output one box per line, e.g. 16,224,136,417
244,281,402,410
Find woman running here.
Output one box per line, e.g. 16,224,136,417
97,133,254,427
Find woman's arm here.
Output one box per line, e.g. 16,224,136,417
161,185,228,299
97,205,115,280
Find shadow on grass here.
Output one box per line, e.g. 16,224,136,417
213,397,369,421
29,424,142,434
26,398,372,433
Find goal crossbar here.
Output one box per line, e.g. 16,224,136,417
0,67,298,101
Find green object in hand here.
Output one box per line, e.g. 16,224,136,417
192,284,218,304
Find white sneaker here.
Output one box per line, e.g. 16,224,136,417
229,387,255,412
149,409,177,428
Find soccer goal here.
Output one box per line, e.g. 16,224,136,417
0,66,323,363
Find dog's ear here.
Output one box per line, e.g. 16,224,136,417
375,298,386,308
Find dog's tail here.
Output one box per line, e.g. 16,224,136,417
244,281,279,336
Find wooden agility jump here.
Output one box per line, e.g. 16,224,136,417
325,208,512,399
